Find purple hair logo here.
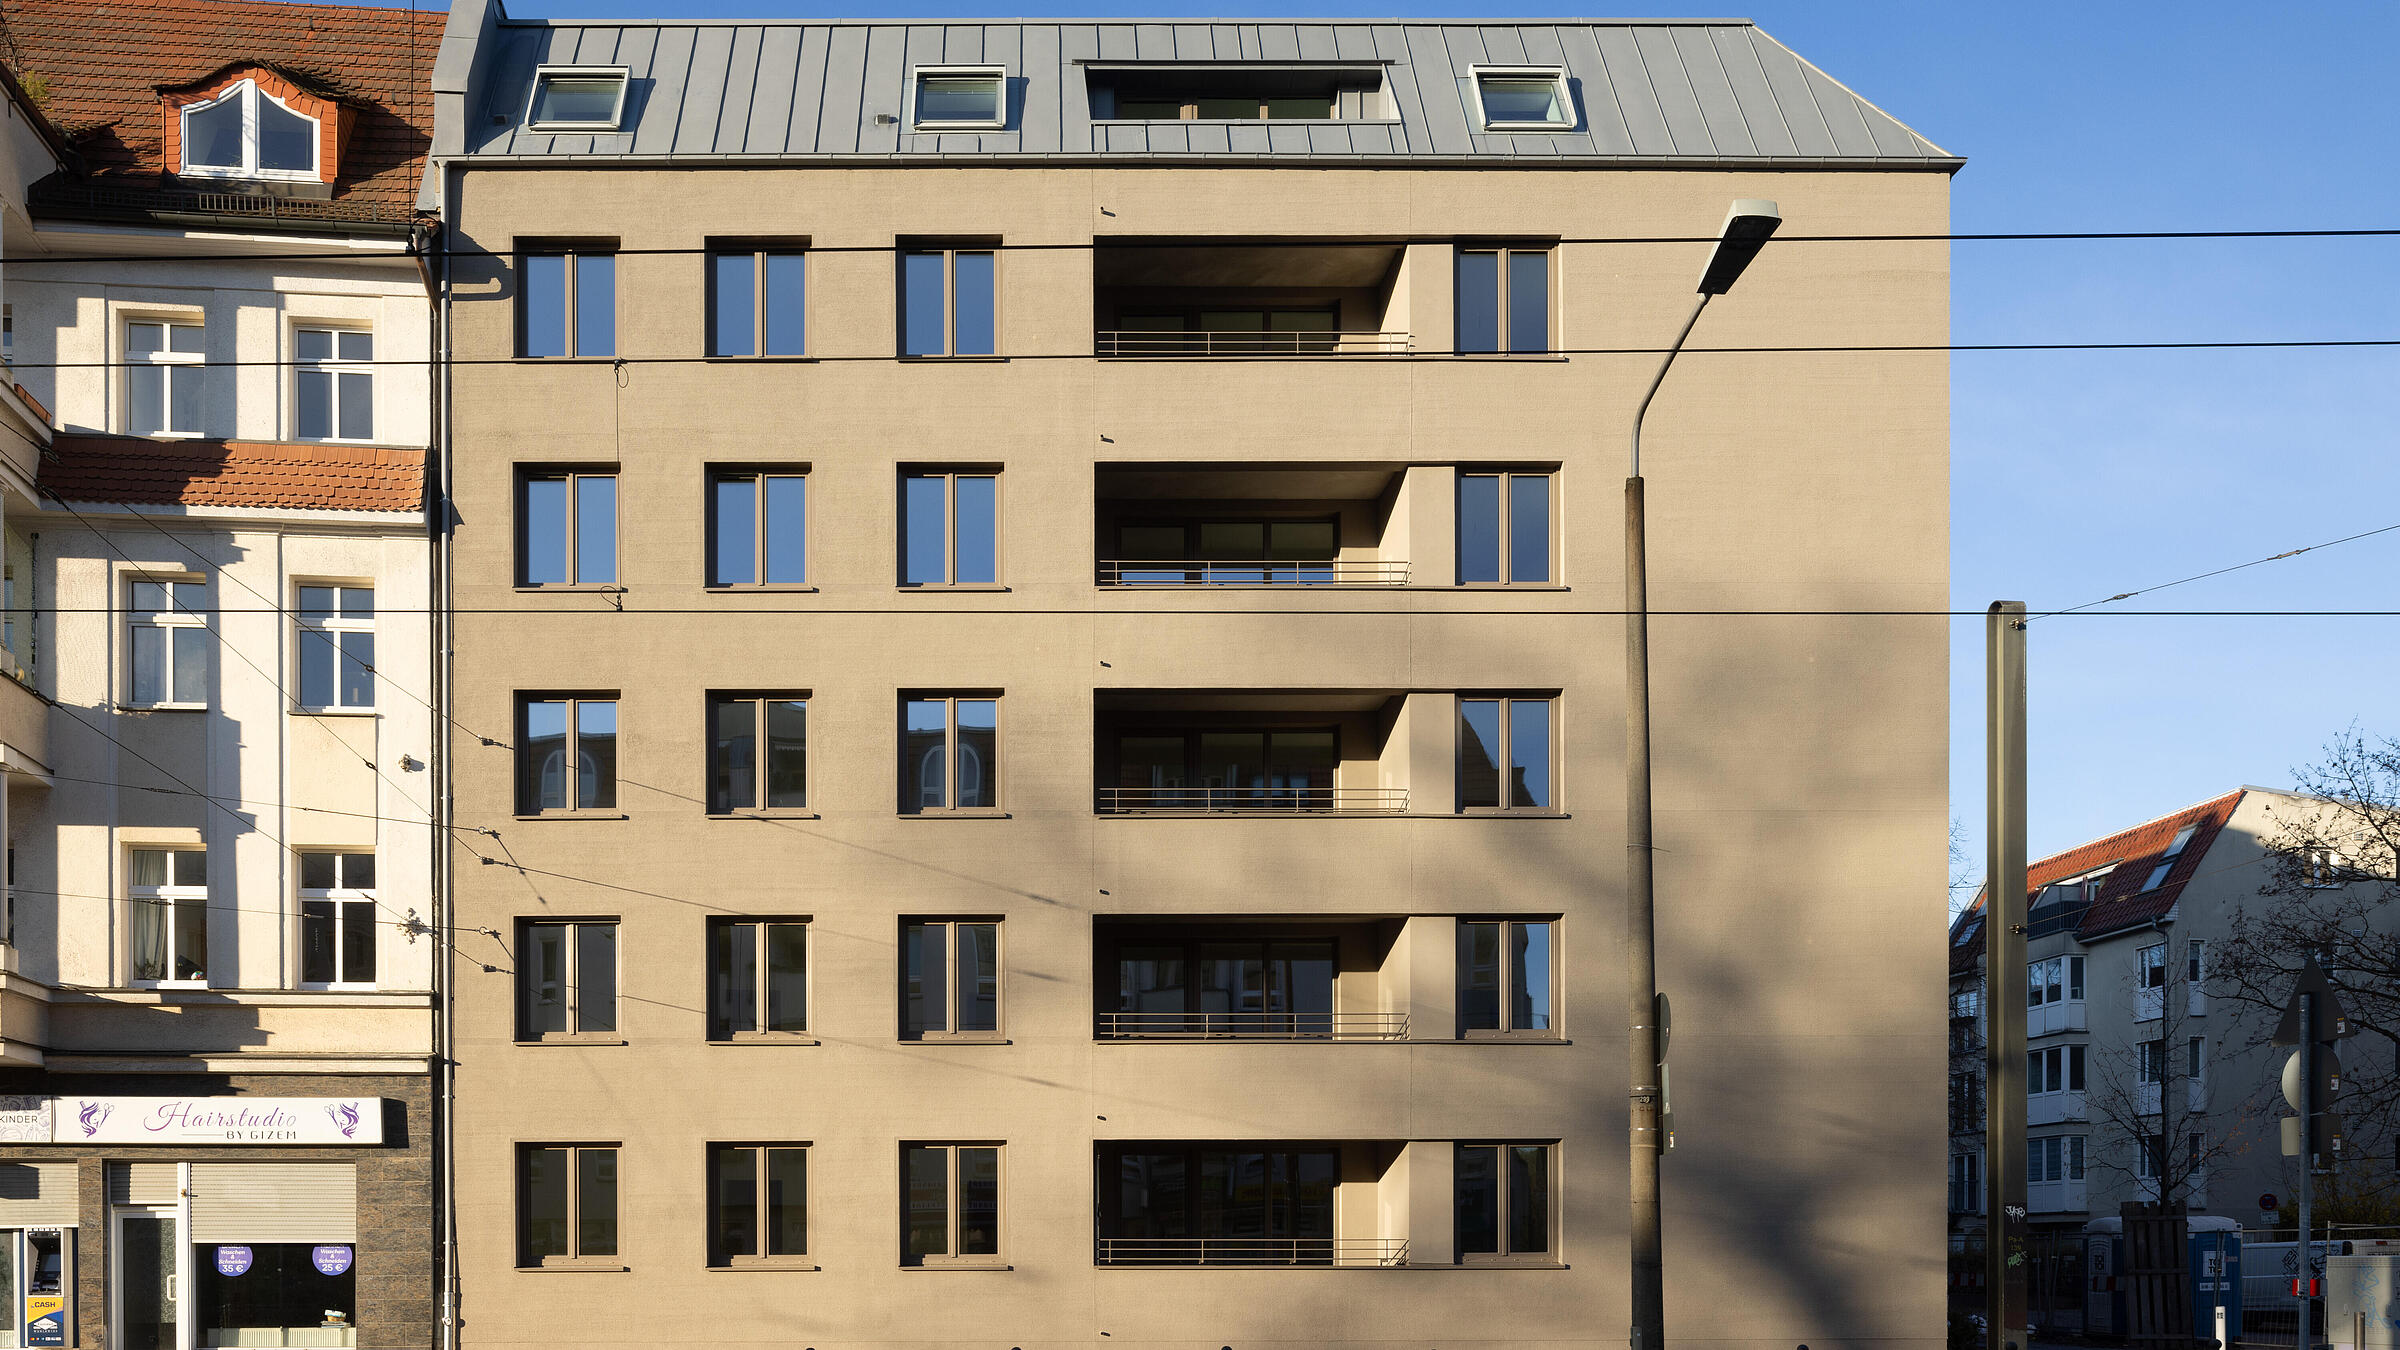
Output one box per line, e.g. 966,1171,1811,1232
76,1101,112,1138
324,1102,361,1139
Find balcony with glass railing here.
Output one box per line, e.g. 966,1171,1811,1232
1095,692,1406,816
1095,464,1409,589
1094,239,1408,358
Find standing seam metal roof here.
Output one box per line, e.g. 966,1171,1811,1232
451,13,1954,166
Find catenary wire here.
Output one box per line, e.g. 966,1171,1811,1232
6,225,2400,268
2030,522,2400,621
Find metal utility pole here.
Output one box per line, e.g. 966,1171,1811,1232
2298,991,2315,1350
1984,602,2029,1350
1623,200,1781,1350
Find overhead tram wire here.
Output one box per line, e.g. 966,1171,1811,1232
2029,522,2400,621
1,336,2399,373
5,225,2400,268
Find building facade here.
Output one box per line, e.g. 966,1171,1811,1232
1947,787,2389,1258
429,6,1954,1348
0,2,441,1347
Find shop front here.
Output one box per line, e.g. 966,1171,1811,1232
0,1087,425,1350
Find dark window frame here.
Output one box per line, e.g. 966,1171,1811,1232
897,243,1000,358
515,242,618,359
517,1143,621,1267
1455,468,1555,585
900,1141,1005,1267
706,692,810,815
707,916,811,1041
900,917,1004,1041
516,916,621,1042
706,242,810,359
707,1142,811,1267
516,692,621,815
515,467,619,588
898,467,1003,588
705,466,810,588
1456,694,1559,813
899,692,1003,814
1453,244,1554,354
1456,917,1558,1038
1454,1141,1556,1264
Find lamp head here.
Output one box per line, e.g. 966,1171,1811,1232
1696,199,1781,295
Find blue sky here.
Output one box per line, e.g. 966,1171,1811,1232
412,0,2400,888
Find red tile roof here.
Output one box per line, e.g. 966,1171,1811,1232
40,434,423,512
0,0,437,209
1949,788,2248,966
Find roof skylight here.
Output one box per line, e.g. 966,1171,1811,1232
527,67,629,132
1470,66,1574,131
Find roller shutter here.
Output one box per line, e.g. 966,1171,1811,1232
0,1162,78,1224
189,1163,356,1243
106,1161,178,1205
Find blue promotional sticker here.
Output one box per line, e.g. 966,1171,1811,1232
311,1245,353,1276
215,1246,253,1277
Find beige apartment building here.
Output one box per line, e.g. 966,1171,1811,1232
427,6,1956,1348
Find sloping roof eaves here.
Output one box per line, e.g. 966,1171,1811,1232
39,435,426,514
457,17,1956,168
1951,790,2250,952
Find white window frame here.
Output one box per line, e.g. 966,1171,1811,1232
2303,848,2347,888
1466,65,1575,131
179,78,320,182
128,847,207,989
298,851,378,990
295,583,375,713
292,324,375,443
126,577,208,710
2137,942,2166,989
909,66,1008,131
124,318,205,438
524,66,630,133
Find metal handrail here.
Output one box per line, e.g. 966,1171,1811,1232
1097,329,1412,357
1096,786,1407,815
1095,1237,1410,1267
1096,1010,1408,1041
1098,559,1409,587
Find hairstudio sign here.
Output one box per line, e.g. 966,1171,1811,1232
0,1097,385,1146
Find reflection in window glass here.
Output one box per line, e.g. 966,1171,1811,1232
1458,700,1502,808
901,252,948,357
1455,251,1499,354
1507,251,1551,354
953,251,996,356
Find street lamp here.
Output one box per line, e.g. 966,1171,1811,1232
1625,199,1780,1350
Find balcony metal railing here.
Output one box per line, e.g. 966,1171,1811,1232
1098,559,1410,587
1096,786,1408,815
1096,1010,1408,1041
1097,329,1413,357
1095,1237,1410,1267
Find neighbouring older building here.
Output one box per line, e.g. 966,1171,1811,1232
0,2,440,1347
1946,787,2394,1332
426,5,1954,1348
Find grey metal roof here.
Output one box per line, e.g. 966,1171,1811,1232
432,2,1955,169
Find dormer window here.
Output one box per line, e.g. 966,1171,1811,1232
527,67,629,132
1470,67,1574,131
180,78,319,180
912,67,1007,131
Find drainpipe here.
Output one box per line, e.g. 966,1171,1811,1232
432,158,459,1350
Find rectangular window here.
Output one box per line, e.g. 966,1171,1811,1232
2188,1036,2204,1079
128,578,208,707
129,847,207,985
2137,1039,2164,1085
2026,1049,2047,1096
518,695,619,813
519,246,616,358
708,695,808,813
2187,939,2205,984
899,247,997,357
1456,470,1553,584
2069,955,2085,1000
2137,1134,2164,1180
708,918,809,1040
1455,1143,1552,1260
518,469,617,586
1458,919,1555,1036
900,695,999,812
900,470,999,586
911,68,1007,130
707,470,807,586
519,1145,619,1266
126,319,204,435
1454,248,1552,354
708,247,808,357
1103,934,1337,1037
1471,68,1573,130
709,1144,809,1266
2068,1043,2086,1092
2137,943,2166,990
296,584,374,710
901,919,1001,1039
900,1143,1002,1266
294,327,373,441
1458,696,1555,811
526,67,629,131
519,918,618,1039
299,850,376,987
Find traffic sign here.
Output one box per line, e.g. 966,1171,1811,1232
2260,1192,2278,1212
2283,1046,2343,1110
2276,957,2355,1046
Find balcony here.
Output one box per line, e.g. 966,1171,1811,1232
1096,1236,1410,1266
1097,1142,1407,1267
1095,464,1413,590
1094,239,1408,359
1097,918,1402,1041
1095,692,1407,816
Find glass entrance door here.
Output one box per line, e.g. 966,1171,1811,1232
113,1210,178,1350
